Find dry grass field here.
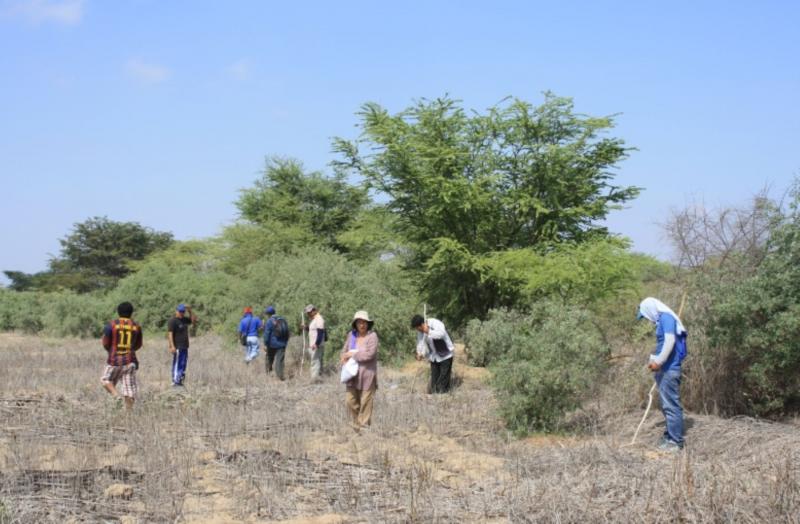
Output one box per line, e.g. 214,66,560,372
1,333,798,523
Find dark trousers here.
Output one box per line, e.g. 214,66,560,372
266,346,286,380
172,348,188,385
430,357,452,394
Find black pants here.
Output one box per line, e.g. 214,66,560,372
430,357,452,394
266,346,286,380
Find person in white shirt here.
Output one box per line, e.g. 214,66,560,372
411,315,454,393
303,304,326,380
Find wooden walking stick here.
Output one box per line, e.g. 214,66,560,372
624,292,687,447
299,311,306,375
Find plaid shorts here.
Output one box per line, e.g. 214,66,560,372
101,364,139,398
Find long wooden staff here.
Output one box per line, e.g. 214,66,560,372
299,311,306,375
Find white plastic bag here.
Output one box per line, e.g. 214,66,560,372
340,357,359,383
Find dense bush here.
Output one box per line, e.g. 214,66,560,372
229,247,419,363
424,237,657,329
1,246,419,364
0,289,45,333
466,303,610,434
108,260,241,333
0,289,107,336
703,196,800,416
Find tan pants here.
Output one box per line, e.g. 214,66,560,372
345,385,376,428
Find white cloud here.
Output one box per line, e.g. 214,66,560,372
125,58,171,85
2,0,85,25
226,58,252,81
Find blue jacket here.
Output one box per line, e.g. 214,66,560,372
238,314,262,337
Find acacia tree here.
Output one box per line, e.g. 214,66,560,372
235,156,369,252
334,93,640,322
4,217,173,292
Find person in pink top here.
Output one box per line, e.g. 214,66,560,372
339,310,379,431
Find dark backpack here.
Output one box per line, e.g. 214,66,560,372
272,316,290,342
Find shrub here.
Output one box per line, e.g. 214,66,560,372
0,289,109,336
0,289,45,333
466,303,609,434
108,260,240,333
230,247,419,363
40,291,109,337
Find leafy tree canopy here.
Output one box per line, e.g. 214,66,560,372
334,93,640,256
4,217,173,293
333,93,640,323
708,181,800,415
235,156,370,252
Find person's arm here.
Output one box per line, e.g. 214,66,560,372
102,324,112,351
415,332,428,360
167,320,176,354
310,318,323,349
649,315,676,370
264,319,273,342
133,325,143,351
187,306,196,325
353,333,378,363
650,334,676,369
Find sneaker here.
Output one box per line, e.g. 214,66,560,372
658,440,683,452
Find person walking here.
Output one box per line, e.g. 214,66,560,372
411,315,455,394
303,304,326,380
167,303,196,387
340,311,379,430
101,302,143,410
638,297,688,451
239,307,263,364
263,305,290,380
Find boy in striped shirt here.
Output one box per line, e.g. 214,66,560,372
101,302,143,410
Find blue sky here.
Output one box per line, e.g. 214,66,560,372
1,0,798,283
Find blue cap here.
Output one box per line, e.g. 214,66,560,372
176,303,186,312
265,306,276,315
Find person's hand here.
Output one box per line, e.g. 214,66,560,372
415,353,423,361
169,346,176,355
310,344,317,351
648,362,660,371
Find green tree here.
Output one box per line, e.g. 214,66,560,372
236,157,370,252
57,217,173,291
334,94,640,322
706,183,800,415
2,271,37,291
4,217,173,293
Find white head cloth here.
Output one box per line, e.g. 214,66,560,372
638,297,687,335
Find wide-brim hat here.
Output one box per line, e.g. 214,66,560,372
304,304,317,314
351,310,374,331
